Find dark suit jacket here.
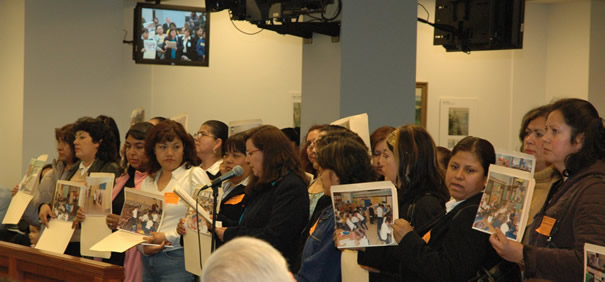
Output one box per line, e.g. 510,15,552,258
223,173,309,271
396,193,503,281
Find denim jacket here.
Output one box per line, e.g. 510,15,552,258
296,205,341,282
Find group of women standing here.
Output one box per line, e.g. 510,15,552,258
295,98,605,282
5,96,604,281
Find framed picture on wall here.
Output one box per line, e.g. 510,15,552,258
415,82,428,128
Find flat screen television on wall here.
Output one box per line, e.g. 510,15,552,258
133,3,209,67
433,0,524,53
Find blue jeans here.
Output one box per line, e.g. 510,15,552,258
142,248,194,282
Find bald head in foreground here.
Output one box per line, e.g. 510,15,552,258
201,237,295,282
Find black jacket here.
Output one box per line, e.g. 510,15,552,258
223,173,309,271
357,190,446,280
396,193,502,281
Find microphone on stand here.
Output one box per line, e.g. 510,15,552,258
199,165,244,191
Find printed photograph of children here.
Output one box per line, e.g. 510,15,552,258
85,181,112,215
20,160,45,194
52,181,84,222
119,190,163,236
585,243,605,282
496,152,534,174
185,188,221,234
333,188,396,248
472,169,531,241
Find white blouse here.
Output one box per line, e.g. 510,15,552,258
140,164,211,249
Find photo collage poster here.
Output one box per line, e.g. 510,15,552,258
84,173,115,216
495,149,536,177
585,243,605,282
184,187,223,234
2,154,49,225
331,181,398,249
119,189,164,236
52,180,86,222
19,155,49,195
472,165,535,242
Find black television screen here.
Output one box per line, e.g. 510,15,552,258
133,3,209,66
433,0,524,52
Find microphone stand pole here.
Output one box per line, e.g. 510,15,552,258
211,184,219,253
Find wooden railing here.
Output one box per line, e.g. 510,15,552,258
0,241,123,281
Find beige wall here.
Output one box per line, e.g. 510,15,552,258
0,0,24,187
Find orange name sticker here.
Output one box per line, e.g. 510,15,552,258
422,230,431,243
164,192,180,204
535,216,556,236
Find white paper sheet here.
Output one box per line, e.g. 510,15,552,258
81,215,111,258
341,250,369,282
331,113,370,151
90,230,146,253
183,226,212,276
2,191,34,224
35,220,75,254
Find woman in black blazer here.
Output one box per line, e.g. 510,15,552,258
214,125,309,271
392,136,518,281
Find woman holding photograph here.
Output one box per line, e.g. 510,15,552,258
38,117,121,257
296,135,376,281
19,123,78,227
176,132,251,247
517,104,561,243
490,98,605,281
357,124,449,280
193,120,228,180
213,125,309,271
392,136,518,281
103,122,153,281
163,28,178,61
139,120,210,281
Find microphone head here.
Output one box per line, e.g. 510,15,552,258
232,165,244,177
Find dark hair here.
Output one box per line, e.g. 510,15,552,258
73,117,120,163
317,128,369,152
96,115,121,162
244,125,309,194
120,122,154,171
39,164,53,184
549,98,602,175
203,120,228,156
224,132,246,155
167,28,177,39
145,120,200,174
126,122,154,141
150,116,167,123
386,125,449,203
436,146,452,171
300,124,328,175
451,136,496,176
281,127,300,146
55,123,78,164
316,138,376,185
319,125,348,135
519,104,552,149
370,126,396,152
